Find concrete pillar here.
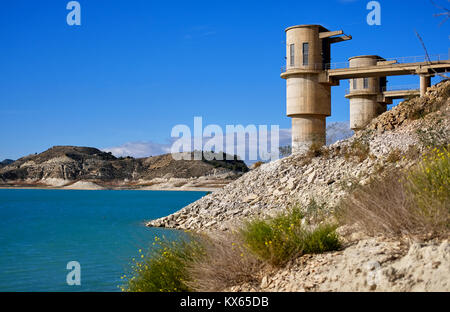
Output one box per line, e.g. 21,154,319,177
291,115,326,152
420,75,431,96
346,55,386,130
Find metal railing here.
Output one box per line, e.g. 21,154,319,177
344,84,420,95
382,53,448,65
281,53,449,73
382,84,420,92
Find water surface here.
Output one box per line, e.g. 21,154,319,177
0,189,205,291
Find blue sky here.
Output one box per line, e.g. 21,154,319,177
0,0,448,160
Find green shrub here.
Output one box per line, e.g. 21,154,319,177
407,146,449,226
121,236,204,292
240,207,340,266
302,224,341,254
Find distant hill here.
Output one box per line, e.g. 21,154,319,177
0,159,14,168
0,146,248,189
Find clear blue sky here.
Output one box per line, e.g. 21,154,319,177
0,0,448,159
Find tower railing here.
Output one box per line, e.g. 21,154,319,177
344,84,420,95
381,84,421,92
281,53,449,73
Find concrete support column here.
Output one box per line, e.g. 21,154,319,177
291,115,326,153
349,97,385,130
346,55,386,130
420,75,431,96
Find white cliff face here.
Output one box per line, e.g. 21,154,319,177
0,148,248,189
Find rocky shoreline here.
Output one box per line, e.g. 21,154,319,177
0,177,225,192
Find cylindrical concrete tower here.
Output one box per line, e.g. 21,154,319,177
346,55,387,130
283,25,330,153
281,25,351,153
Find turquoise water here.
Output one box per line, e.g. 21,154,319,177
0,189,205,292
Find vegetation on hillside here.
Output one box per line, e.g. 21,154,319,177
337,146,449,237
122,143,449,292
121,204,340,292
240,206,340,266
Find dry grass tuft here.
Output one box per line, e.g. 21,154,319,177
252,161,264,169
386,148,402,163
343,138,371,163
186,232,262,292
337,147,449,238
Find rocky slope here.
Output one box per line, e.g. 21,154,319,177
146,81,450,292
147,80,449,230
230,232,450,292
0,147,248,190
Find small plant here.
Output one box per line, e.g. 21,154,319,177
304,198,328,224
240,207,340,266
301,224,341,254
386,148,402,163
121,235,204,292
297,143,329,166
252,161,264,169
279,145,292,158
404,145,421,160
343,138,370,162
306,142,325,158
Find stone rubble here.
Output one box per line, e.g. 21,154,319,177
229,236,450,292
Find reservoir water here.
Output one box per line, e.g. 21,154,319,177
0,189,205,291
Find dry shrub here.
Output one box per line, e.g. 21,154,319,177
343,138,370,162
252,161,264,169
186,232,262,292
297,143,329,167
337,172,424,236
386,148,402,163
404,145,421,160
306,142,325,158
337,148,449,237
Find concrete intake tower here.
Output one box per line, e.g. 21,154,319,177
280,25,351,153
281,24,450,154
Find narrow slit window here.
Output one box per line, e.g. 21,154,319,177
302,43,309,66
289,44,295,67
353,78,357,89
363,78,369,89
